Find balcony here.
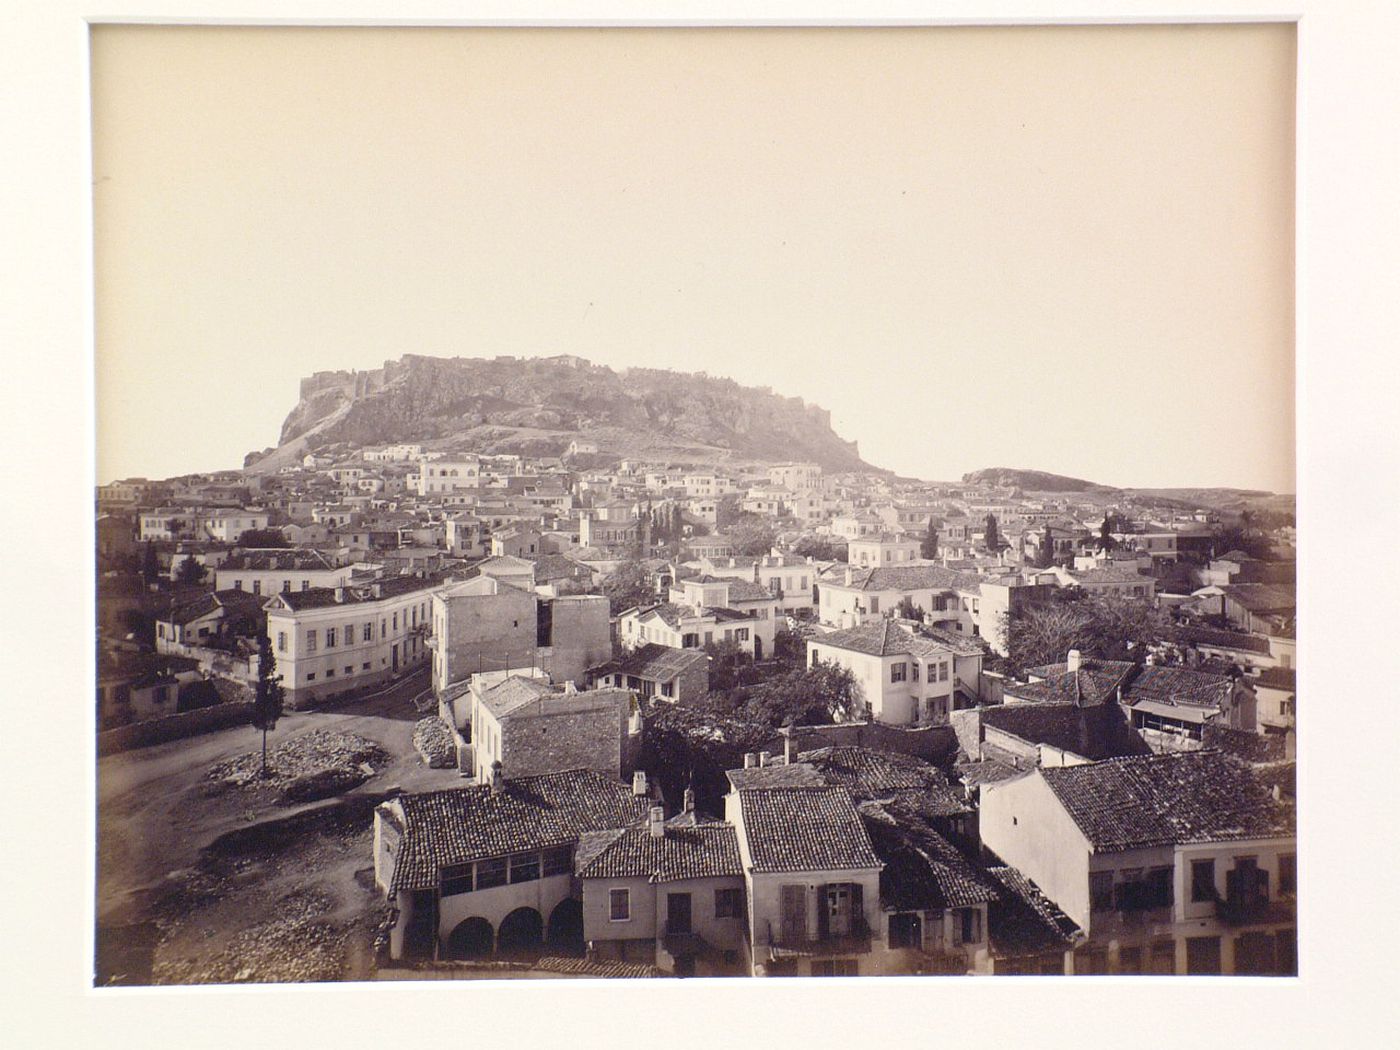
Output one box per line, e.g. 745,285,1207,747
765,918,873,957
1215,893,1294,927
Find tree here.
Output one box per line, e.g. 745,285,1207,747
1098,516,1117,553
141,541,159,585
1002,592,1175,677
600,558,656,615
728,513,777,557
236,528,290,548
794,536,846,562
638,703,772,814
920,519,939,560
771,627,807,670
176,555,208,585
737,662,863,728
251,633,285,777
983,514,1001,552
895,595,923,621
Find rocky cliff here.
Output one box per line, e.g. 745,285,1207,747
266,354,872,471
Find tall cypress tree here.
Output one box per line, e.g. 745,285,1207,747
251,633,285,777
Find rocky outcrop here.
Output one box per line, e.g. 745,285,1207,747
270,354,872,471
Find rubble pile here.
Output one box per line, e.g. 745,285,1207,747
152,890,351,984
209,729,388,788
412,716,457,769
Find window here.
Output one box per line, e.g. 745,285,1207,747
911,663,920,682
609,888,631,921
282,580,291,593
1279,853,1297,895
1074,948,1109,975
939,662,949,682
1090,871,1115,913
868,597,879,614
344,666,353,676
1117,946,1143,974
1191,859,1217,902
1186,935,1222,975
509,853,540,884
326,627,337,648
301,580,310,590
277,632,287,653
888,912,921,949
305,630,317,653
325,669,335,678
392,612,398,630
542,846,572,877
957,907,983,945
811,959,858,977
734,628,749,642
306,673,316,682
441,863,473,897
474,857,506,890
252,580,261,596
1149,940,1176,974
362,662,371,671
715,888,743,919
891,662,907,683
381,619,387,638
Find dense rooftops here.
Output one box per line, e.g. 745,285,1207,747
1038,750,1295,852
736,786,882,873
575,822,743,883
383,770,650,893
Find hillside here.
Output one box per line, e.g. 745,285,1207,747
247,354,873,473
961,467,1116,493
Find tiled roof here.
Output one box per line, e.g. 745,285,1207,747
1067,567,1152,586
1254,666,1296,691
1219,584,1297,613
479,675,556,719
1214,550,1259,563
221,549,334,572
386,770,650,893
834,565,983,594
725,763,826,791
530,554,593,582
1176,625,1273,655
810,621,957,659
798,746,971,815
985,867,1082,959
575,822,743,883
1038,750,1295,852
737,787,882,873
860,800,997,911
592,642,709,682
1121,665,1237,710
1015,660,1135,706
269,574,443,610
981,702,1151,761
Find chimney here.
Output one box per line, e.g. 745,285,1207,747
744,752,757,769
648,805,665,837
633,770,648,797
780,724,797,765
758,750,772,768
683,788,695,815
490,760,503,795
564,680,577,694
1067,649,1082,673
845,565,853,586
334,586,345,603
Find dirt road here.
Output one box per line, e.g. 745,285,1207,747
96,666,465,984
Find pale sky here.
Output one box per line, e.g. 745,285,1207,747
92,24,1295,491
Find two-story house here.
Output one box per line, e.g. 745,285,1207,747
979,750,1296,975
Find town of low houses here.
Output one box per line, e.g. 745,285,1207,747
97,447,1297,979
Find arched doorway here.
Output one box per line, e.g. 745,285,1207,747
546,898,585,956
445,917,494,960
496,907,544,959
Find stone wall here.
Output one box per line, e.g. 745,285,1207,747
98,701,256,757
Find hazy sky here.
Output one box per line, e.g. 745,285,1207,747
92,24,1295,491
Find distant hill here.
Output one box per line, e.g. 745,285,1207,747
961,467,1116,493
246,354,875,474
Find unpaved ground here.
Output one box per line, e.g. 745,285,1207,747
96,668,464,985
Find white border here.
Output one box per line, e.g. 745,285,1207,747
5,3,1399,1048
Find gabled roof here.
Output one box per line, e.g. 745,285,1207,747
859,799,997,911
1037,750,1295,852
384,770,650,893
736,787,882,873
1175,625,1273,655
478,675,556,719
980,702,1152,762
575,823,743,883
1219,584,1297,613
220,549,334,572
798,747,971,816
1014,659,1135,706
831,565,983,594
1254,666,1296,691
1121,665,1238,710
810,620,957,659
592,642,709,682
985,867,1082,960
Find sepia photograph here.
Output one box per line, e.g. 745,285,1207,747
88,21,1303,987
10,0,1399,1043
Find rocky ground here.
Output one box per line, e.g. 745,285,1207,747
96,670,458,987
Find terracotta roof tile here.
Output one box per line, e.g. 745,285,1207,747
737,787,882,873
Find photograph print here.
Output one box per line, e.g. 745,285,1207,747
92,22,1297,985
